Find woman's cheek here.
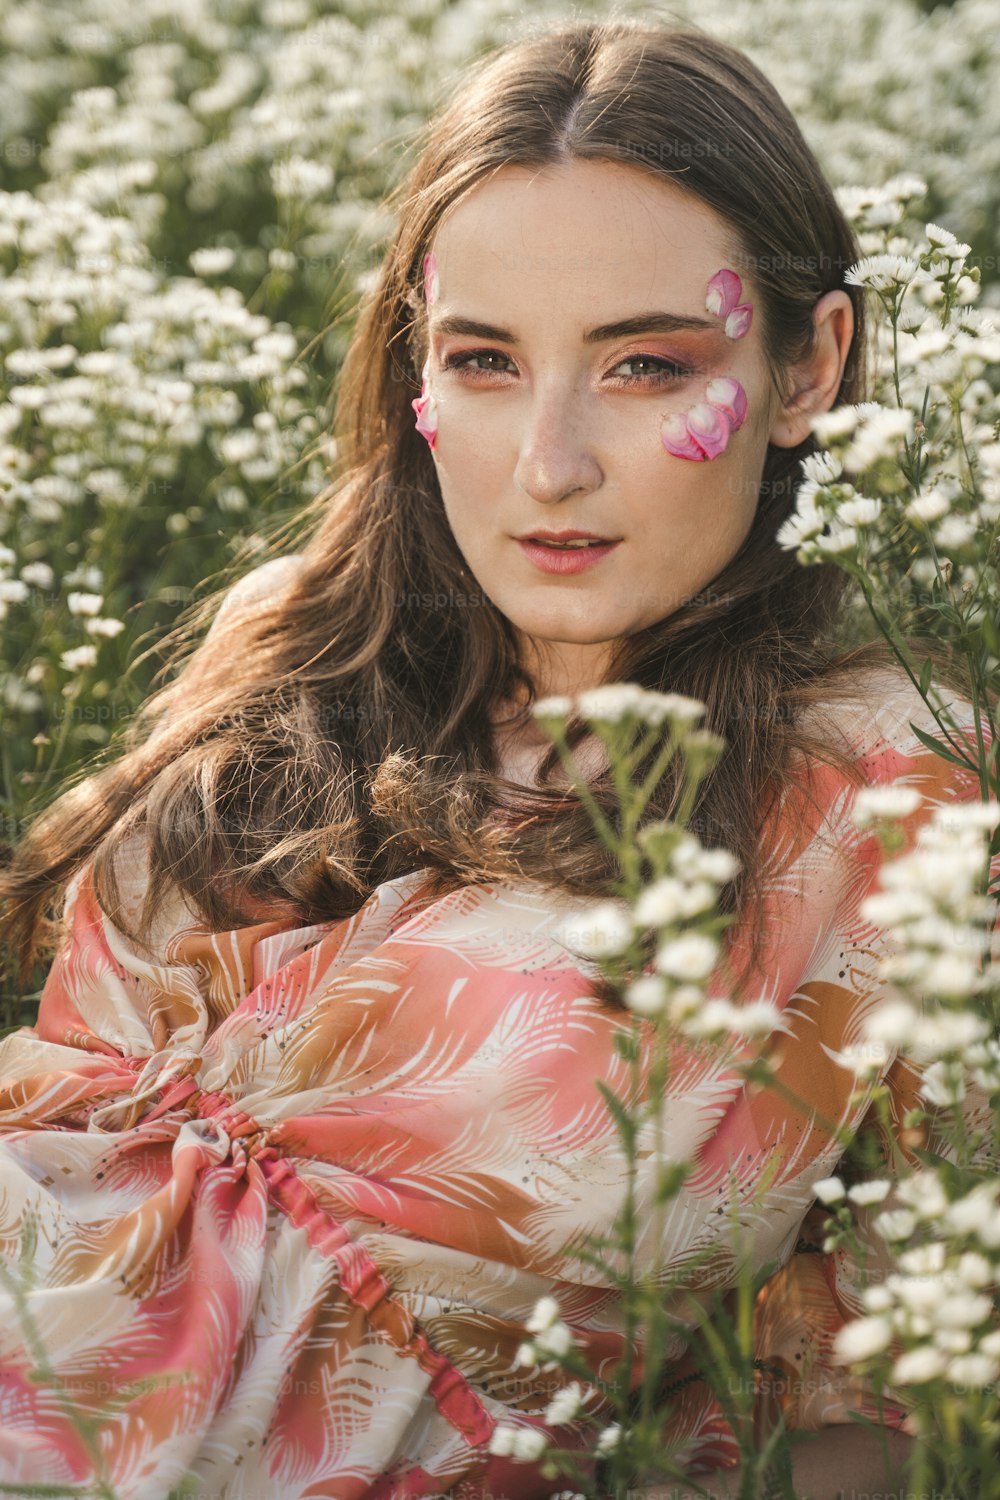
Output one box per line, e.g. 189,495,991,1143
660,375,748,462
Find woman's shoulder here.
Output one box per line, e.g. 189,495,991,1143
207,552,305,636
798,660,981,770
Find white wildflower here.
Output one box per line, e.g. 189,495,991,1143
624,975,668,1018
488,1424,516,1457
655,932,719,982
66,591,104,616
526,1297,561,1333
813,1176,846,1205
20,562,55,590
801,449,843,483
85,617,126,638
844,255,919,291
851,785,923,826
189,246,237,276
832,1316,894,1363
575,683,649,723
543,1382,586,1426
532,696,573,722
595,1424,621,1456
271,155,335,200
947,1354,1000,1388
810,407,860,443
554,902,632,960
678,996,739,1038
874,1208,918,1241
59,645,98,672
892,1348,948,1384
510,1427,548,1462
847,1180,893,1206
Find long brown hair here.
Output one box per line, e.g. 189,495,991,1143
0,13,971,1001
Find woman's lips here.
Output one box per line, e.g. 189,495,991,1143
516,538,622,574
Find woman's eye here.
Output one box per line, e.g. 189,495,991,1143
612,354,694,386
442,349,515,379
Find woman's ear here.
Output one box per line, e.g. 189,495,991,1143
768,290,855,449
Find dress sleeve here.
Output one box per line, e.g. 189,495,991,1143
751,672,999,1440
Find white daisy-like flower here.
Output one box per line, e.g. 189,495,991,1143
844,255,919,291
633,877,688,927
67,590,104,616
874,1207,918,1241
595,1423,621,1455
85,617,126,638
832,1315,894,1363
905,489,953,523
543,1381,586,1426
847,1180,892,1206
925,222,958,248
488,1424,517,1457
575,683,650,724
850,785,923,826
947,1354,1000,1388
654,932,719,982
891,1348,948,1384
809,407,861,443
532,695,573,721
800,449,843,483
733,998,782,1036
510,1427,548,1462
554,901,632,960
189,246,237,276
837,496,882,528
624,975,668,1018
812,1176,846,1205
526,1296,561,1333
814,526,858,555
60,644,98,672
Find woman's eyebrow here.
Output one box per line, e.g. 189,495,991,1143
430,311,721,343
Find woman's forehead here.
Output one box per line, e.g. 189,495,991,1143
428,159,746,310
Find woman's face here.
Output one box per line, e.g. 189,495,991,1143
419,158,786,698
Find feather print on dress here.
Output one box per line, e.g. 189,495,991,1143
0,663,996,1497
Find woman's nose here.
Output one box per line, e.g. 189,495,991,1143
512,381,603,504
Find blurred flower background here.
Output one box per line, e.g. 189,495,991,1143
1,0,999,1026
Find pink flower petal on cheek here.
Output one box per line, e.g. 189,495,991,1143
661,411,709,461
724,303,753,340
422,252,440,306
411,358,438,449
705,268,742,318
704,376,748,432
685,402,732,459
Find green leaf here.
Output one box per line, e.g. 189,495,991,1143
981,612,1000,657
919,655,934,695
908,721,976,769
594,1079,637,1148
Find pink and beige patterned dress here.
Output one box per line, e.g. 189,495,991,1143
0,658,995,1498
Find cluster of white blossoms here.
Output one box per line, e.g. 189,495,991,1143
0,184,327,713
487,1295,599,1474
533,683,708,730
811,780,1000,1407
778,188,1000,616
825,1171,1000,1391
541,685,784,1040
830,790,1000,1094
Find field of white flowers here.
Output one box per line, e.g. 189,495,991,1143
0,0,999,889
1,0,999,1494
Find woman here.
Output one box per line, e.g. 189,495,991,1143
0,14,993,1499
